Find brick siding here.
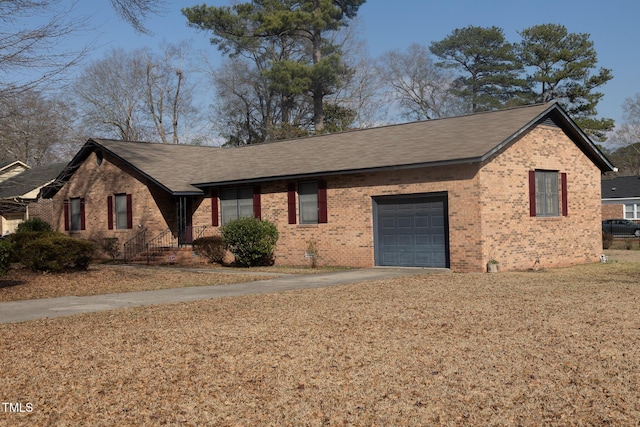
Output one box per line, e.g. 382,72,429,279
601,204,623,220
53,122,605,272
52,152,173,257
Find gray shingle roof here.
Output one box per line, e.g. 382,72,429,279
53,102,614,196
602,176,640,199
0,162,67,199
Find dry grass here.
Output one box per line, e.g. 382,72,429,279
0,265,278,302
1,252,640,425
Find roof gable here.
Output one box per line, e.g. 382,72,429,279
0,162,67,200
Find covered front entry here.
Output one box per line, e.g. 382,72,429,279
373,193,449,268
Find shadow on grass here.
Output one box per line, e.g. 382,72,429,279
0,279,25,289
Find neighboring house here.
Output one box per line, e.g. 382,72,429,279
0,162,68,235
0,160,29,182
601,176,640,222
42,102,613,272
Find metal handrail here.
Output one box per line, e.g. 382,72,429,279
123,228,147,263
124,225,213,264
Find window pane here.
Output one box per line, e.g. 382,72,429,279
299,182,318,224
70,198,81,231
625,204,634,219
238,187,254,218
115,194,128,229
220,187,254,225
535,171,558,216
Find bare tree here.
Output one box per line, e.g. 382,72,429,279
606,94,640,175
0,0,167,100
0,0,89,99
143,43,199,144
73,46,202,143
109,0,166,34
326,24,387,129
73,48,148,140
0,89,76,165
377,44,464,121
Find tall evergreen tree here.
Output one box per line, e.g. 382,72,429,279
518,23,613,141
429,25,530,113
183,0,365,136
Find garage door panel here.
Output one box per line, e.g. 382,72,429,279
381,217,397,228
398,235,413,246
382,235,397,246
375,195,448,268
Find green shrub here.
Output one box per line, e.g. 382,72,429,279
21,233,95,272
6,231,55,262
193,235,227,264
16,217,53,233
221,217,279,267
0,239,13,276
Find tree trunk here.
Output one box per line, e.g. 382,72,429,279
312,29,324,132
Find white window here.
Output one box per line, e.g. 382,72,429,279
625,203,639,220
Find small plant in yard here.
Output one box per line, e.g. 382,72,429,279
0,239,13,276
193,235,227,264
221,217,278,267
306,239,320,268
101,237,120,260
602,232,613,249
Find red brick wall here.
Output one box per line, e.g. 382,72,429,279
55,124,605,272
478,124,603,271
195,124,604,272
601,204,623,220
52,152,174,256
204,164,483,271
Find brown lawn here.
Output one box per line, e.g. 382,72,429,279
0,265,277,302
1,250,639,426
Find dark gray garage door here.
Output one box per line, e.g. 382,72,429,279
374,194,449,268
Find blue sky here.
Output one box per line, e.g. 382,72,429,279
71,0,639,125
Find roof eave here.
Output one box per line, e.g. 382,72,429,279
192,157,483,188
479,102,615,173
42,139,204,198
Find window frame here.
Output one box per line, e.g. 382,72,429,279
535,170,559,217
114,194,128,230
298,181,319,224
287,180,328,225
219,187,259,225
625,203,640,220
70,197,83,231
65,197,85,231
108,194,132,230
529,170,567,217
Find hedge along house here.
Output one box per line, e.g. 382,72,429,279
43,102,613,272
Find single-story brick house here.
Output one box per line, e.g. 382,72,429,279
42,102,613,272
601,176,640,222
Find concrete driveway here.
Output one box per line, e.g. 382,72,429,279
0,267,448,324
